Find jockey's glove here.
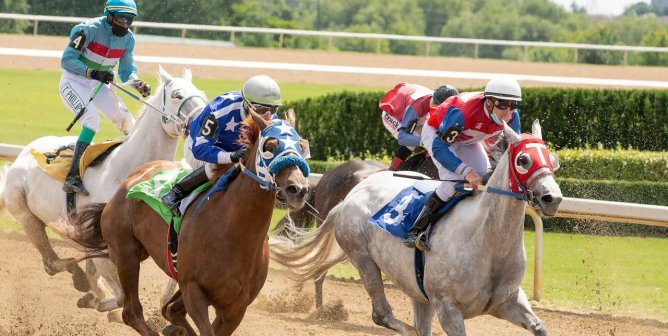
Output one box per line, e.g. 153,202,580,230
87,69,114,84
128,79,152,98
230,148,247,163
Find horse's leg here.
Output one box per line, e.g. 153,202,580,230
433,299,466,336
349,252,418,335
77,260,103,309
212,307,247,336
314,271,326,309
91,259,125,312
8,202,89,291
412,298,435,336
113,242,159,336
162,290,196,336
182,283,214,336
491,289,546,336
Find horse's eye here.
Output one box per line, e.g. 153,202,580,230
171,89,184,100
261,138,279,159
515,153,531,174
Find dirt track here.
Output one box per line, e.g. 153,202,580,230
3,34,668,89
0,228,666,336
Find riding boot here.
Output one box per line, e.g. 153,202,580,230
63,141,90,196
161,166,209,216
389,146,412,171
403,193,446,250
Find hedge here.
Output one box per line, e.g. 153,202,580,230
307,148,668,182
289,88,668,160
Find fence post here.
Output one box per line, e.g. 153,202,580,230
573,48,578,63
623,50,628,66
376,39,381,54
230,31,235,43
181,29,186,39
524,45,529,61
328,36,333,51
33,20,38,35
279,33,284,48
474,43,479,59
425,41,430,56
525,207,544,301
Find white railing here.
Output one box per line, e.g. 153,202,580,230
2,143,667,301
3,13,668,65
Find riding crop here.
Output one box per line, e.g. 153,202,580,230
65,82,103,132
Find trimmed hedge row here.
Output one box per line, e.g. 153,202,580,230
307,148,668,182
289,88,668,160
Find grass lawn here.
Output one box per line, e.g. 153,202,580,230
1,68,666,322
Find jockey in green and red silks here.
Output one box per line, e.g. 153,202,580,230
59,0,151,196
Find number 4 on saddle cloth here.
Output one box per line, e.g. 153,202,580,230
368,180,473,240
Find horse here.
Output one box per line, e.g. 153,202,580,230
0,66,207,314
68,109,311,336
269,120,563,336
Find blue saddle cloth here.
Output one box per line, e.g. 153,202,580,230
368,186,472,239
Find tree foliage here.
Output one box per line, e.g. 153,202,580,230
5,0,668,66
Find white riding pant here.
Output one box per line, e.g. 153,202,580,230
422,125,490,200
59,71,135,133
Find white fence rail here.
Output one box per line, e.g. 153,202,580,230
3,13,668,65
1,143,666,301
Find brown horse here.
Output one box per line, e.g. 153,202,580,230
69,110,310,336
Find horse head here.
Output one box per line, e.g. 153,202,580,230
238,108,311,210
502,120,562,216
153,65,207,138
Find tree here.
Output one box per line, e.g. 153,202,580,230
0,0,30,33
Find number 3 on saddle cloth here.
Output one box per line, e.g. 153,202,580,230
368,179,473,300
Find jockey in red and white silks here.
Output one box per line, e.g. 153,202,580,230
380,83,459,170
405,76,523,250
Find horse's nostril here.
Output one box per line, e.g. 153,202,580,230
541,195,553,203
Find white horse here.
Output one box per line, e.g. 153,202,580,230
0,66,207,314
270,121,563,336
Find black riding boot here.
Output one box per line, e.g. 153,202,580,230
403,193,446,251
63,141,90,196
161,166,209,216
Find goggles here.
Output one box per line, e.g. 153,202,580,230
250,102,279,114
111,14,134,27
492,99,518,111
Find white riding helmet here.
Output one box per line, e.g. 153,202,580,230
242,75,282,106
484,77,522,101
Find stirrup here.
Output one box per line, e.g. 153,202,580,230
63,176,89,196
161,191,183,216
415,231,431,251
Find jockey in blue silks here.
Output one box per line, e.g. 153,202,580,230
60,0,151,196
161,75,283,215
404,77,523,250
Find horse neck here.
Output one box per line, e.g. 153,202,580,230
475,151,526,254
108,87,178,175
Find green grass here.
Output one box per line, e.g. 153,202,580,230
2,67,667,322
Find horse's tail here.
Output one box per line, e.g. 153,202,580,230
0,164,9,213
66,203,108,253
269,203,347,283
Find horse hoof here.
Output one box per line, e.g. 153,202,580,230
71,267,90,292
107,310,123,323
96,298,121,312
162,324,186,336
77,292,99,309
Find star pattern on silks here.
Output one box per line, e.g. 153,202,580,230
275,122,294,135
282,136,299,150
225,116,240,132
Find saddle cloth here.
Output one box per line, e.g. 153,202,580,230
368,179,472,239
30,139,123,183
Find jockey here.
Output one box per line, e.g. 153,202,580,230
60,0,151,196
404,77,522,250
379,83,459,171
161,75,282,215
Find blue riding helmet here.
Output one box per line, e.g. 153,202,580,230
103,0,138,17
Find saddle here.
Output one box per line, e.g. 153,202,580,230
30,140,123,183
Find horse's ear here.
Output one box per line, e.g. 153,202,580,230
249,106,270,130
183,66,193,82
284,108,296,128
503,122,522,144
158,65,173,85
531,119,542,140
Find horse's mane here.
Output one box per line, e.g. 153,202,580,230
237,116,261,152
